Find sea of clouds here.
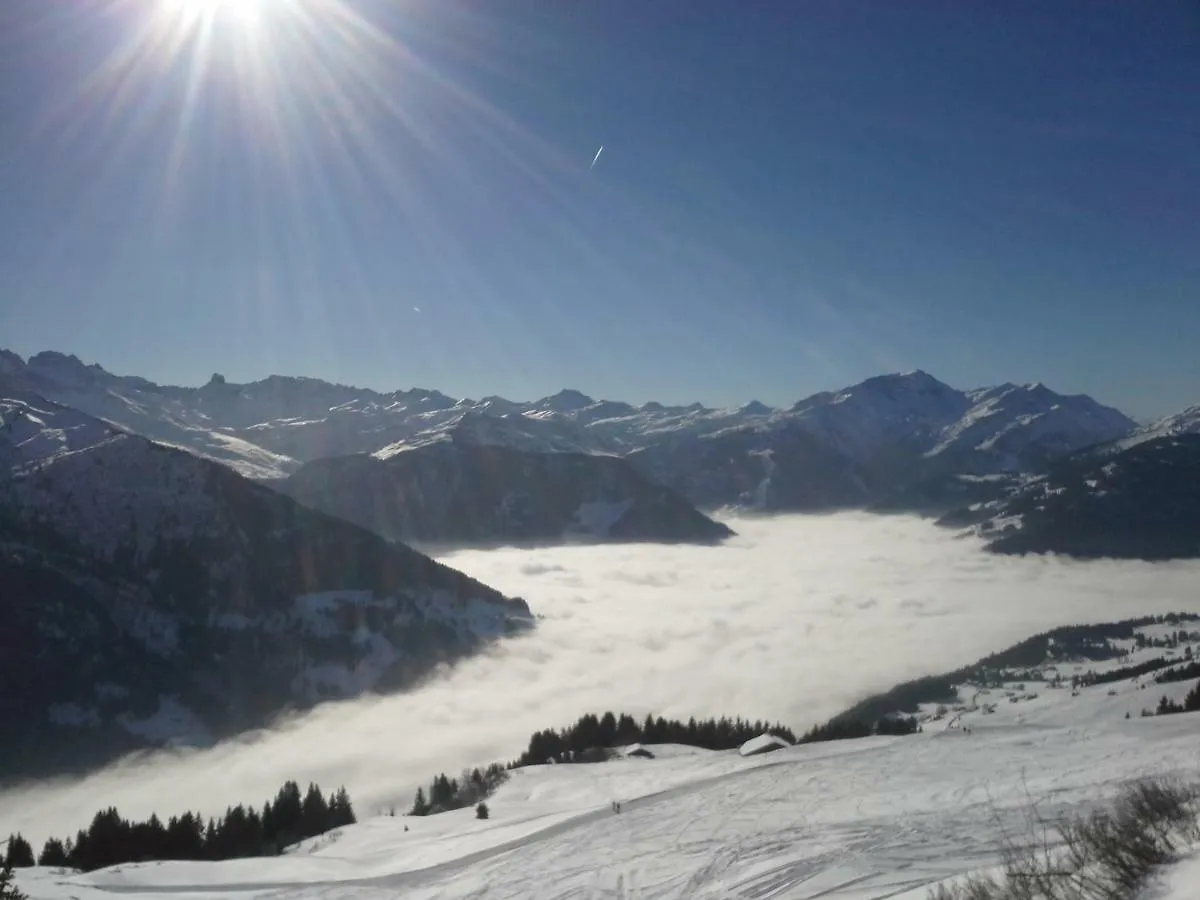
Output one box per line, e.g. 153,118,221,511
5,513,1200,844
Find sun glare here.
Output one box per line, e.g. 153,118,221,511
36,0,578,271
159,0,267,34
161,0,264,31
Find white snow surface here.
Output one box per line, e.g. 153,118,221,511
1145,850,1200,900
738,732,792,756
14,670,1200,900
1114,404,1200,452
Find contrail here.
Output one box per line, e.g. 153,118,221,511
590,145,604,170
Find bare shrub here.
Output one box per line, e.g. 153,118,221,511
929,778,1198,900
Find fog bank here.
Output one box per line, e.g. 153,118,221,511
5,513,1199,844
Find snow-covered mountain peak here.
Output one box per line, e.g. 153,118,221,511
1111,403,1200,452
927,382,1135,469
536,389,595,413
25,350,106,388
739,400,774,416
785,371,970,461
477,395,526,416
864,368,944,387
897,367,940,382
0,348,1143,513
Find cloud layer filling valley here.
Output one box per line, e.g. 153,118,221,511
5,513,1200,843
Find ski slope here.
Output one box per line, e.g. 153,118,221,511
14,645,1200,900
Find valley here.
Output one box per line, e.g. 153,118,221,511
5,354,1200,899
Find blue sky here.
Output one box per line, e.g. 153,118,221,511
1,1,1197,417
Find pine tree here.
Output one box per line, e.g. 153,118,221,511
36,838,68,868
3,836,33,869
300,783,330,840
429,775,453,809
203,820,218,861
475,803,489,820
328,788,355,827
598,712,617,747
410,787,429,817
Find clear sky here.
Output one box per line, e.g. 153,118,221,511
1,1,1197,417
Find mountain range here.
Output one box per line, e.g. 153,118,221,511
5,348,1200,774
0,350,1144,514
10,349,1200,557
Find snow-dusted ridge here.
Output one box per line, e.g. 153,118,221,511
280,442,733,547
0,395,535,776
943,433,1200,559
1111,404,1200,453
0,351,1142,516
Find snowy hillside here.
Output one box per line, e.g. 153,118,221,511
627,420,877,511
0,351,1136,515
0,390,122,471
931,382,1135,470
1110,404,1200,453
943,434,1200,559
0,403,534,777
282,442,733,547
374,408,615,457
12,619,1200,900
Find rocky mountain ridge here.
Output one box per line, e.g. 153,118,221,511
0,351,1140,519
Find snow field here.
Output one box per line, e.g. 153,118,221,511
15,669,1200,900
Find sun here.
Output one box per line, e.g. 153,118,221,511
160,0,266,32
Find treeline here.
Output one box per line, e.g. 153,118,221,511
4,781,354,873
827,673,960,729
978,616,1197,671
1075,656,1173,688
1156,660,1200,684
826,616,1200,730
798,714,919,743
1135,628,1199,650
1155,682,1200,716
410,708,920,821
512,713,797,767
409,764,508,816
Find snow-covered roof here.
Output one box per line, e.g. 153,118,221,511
738,733,792,757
